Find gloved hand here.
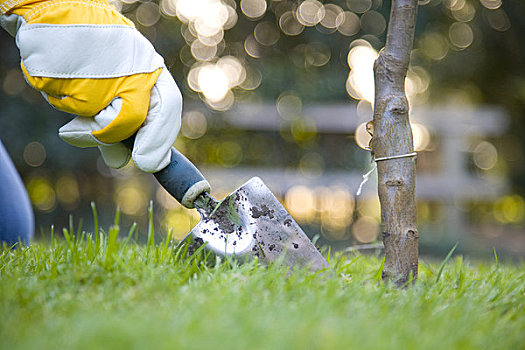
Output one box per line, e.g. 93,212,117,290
0,0,182,172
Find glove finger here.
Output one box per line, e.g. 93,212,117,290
58,98,123,147
58,115,101,147
91,69,162,144
98,144,131,169
132,68,183,173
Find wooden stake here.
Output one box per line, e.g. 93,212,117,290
372,0,419,286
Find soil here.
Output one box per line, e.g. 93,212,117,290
207,202,236,234
250,204,275,219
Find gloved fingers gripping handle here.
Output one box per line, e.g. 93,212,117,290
92,70,160,144
122,137,210,209
130,67,182,173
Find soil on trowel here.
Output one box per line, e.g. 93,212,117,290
208,202,237,234
250,204,275,219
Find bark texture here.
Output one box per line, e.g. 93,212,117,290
372,0,419,286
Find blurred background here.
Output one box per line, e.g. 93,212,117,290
1,0,524,260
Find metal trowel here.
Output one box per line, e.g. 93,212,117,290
150,146,329,272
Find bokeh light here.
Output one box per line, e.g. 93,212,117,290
198,64,230,101
286,184,357,239
277,92,302,120
285,185,316,222
493,195,525,224
136,2,160,27
162,209,200,240
352,216,379,243
318,186,354,233
160,0,244,110
298,151,324,177
412,123,431,151
56,174,80,209
305,42,331,67
244,34,261,58
239,66,262,90
2,69,26,96
181,111,208,139
337,11,360,36
356,99,373,119
320,4,344,30
240,0,267,19
357,197,381,219
346,0,372,14
448,22,474,49
296,0,325,27
355,122,372,150
444,0,466,11
346,40,378,102
405,66,431,104
27,177,56,212
419,33,449,61
23,142,46,167
206,90,235,111
480,0,502,10
216,141,243,168
114,179,149,216
473,141,498,170
279,11,305,36
188,55,246,106
190,39,218,61
485,9,511,32
254,21,280,46
451,2,475,23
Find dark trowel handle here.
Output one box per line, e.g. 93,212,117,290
153,147,210,208
123,138,210,209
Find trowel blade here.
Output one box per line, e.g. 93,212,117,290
186,177,329,272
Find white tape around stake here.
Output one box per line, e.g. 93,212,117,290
356,152,417,196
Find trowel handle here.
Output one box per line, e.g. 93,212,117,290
153,147,211,208
122,137,210,209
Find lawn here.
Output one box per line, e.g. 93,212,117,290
1,218,524,350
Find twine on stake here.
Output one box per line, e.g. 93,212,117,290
356,152,417,196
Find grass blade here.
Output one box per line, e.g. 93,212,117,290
435,242,458,283
124,222,137,245
374,257,385,283
91,202,100,248
160,228,173,262
62,228,71,245
114,206,121,226
69,215,74,239
105,225,120,268
146,201,155,259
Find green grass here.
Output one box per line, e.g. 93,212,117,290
1,222,524,350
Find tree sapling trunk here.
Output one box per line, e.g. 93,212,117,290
371,0,419,286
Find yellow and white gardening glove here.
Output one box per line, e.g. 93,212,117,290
0,0,182,172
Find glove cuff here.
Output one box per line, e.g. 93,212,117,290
18,24,164,79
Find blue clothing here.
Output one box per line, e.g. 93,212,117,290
0,140,34,246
